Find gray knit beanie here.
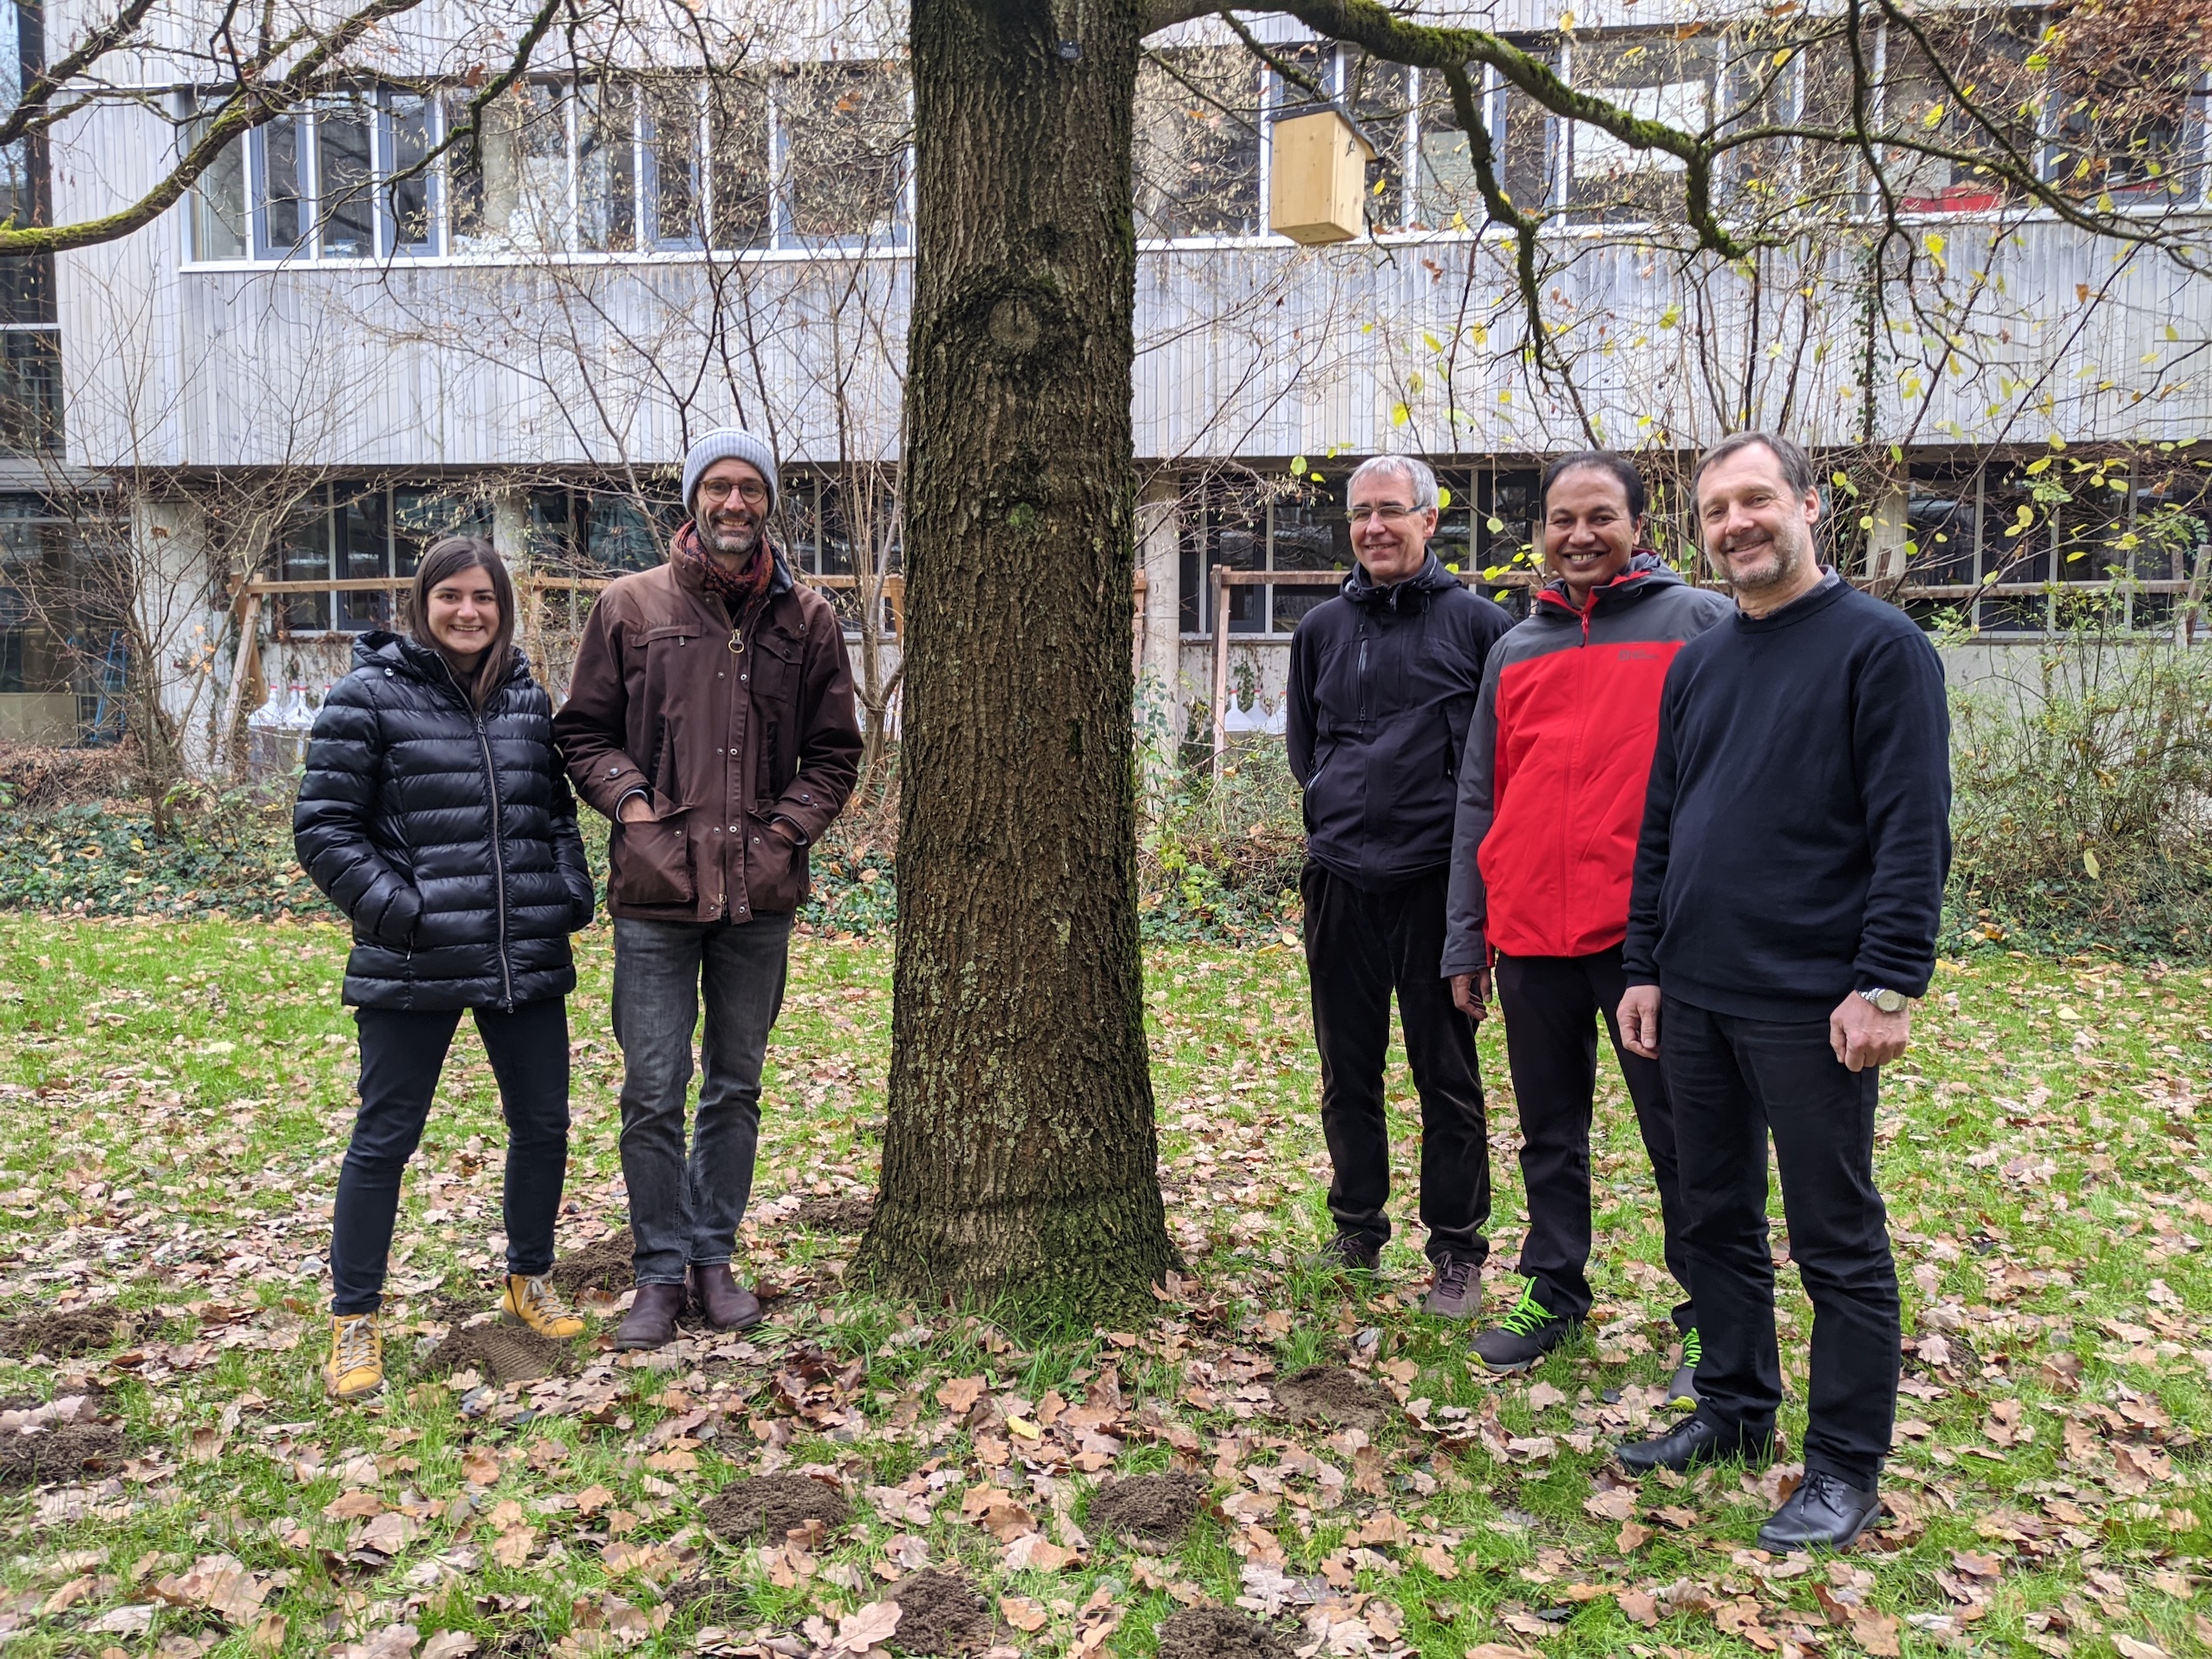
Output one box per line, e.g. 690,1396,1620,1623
681,428,780,518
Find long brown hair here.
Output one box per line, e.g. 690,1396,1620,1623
409,536,517,708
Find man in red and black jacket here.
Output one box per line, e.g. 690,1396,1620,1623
1441,453,1731,1382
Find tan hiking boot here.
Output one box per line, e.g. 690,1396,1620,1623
500,1274,585,1340
324,1313,383,1401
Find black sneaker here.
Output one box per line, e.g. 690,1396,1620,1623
1305,1233,1381,1274
1665,1326,1701,1407
1470,1282,1572,1372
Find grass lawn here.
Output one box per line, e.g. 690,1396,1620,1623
0,914,2207,1658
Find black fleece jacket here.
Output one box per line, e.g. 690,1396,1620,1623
1286,552,1515,890
1622,576,1953,1020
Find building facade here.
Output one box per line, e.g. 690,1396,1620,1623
14,1,2211,753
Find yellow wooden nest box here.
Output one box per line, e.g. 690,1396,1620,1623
1269,107,1378,245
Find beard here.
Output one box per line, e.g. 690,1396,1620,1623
1716,519,1811,593
697,511,762,562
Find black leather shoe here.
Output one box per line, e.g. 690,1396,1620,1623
1617,1413,1773,1475
612,1282,683,1350
1757,1470,1881,1551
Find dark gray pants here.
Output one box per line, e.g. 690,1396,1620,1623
612,915,793,1285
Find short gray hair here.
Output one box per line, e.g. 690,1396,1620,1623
1692,431,1817,504
1347,454,1439,513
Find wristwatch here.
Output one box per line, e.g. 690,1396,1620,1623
1858,987,1909,1014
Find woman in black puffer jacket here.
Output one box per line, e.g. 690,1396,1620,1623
295,536,596,1400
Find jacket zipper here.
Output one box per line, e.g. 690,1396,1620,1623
439,655,515,1007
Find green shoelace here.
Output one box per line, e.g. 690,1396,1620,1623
1680,1327,1702,1369
1494,1283,1556,1337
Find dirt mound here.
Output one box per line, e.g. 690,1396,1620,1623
884,1569,990,1655
0,1422,126,1486
1156,1607,1295,1659
547,1229,634,1296
1273,1366,1391,1430
419,1323,574,1383
667,1572,746,1624
0,1304,127,1359
792,1196,874,1234
700,1473,849,1541
1086,1471,1209,1545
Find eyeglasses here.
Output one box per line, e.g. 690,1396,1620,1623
1347,504,1422,525
698,478,768,506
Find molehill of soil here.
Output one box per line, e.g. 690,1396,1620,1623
1272,1366,1392,1431
1155,1607,1296,1659
547,1229,634,1296
0,1422,126,1487
666,1573,745,1624
1086,1471,1210,1546
792,1196,874,1234
419,1323,575,1384
700,1473,849,1541
884,1569,991,1656
0,1304,127,1359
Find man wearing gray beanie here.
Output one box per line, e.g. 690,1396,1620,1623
557,428,861,1349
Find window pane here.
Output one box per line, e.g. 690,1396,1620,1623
336,487,389,631
1905,467,1977,601
1135,48,1261,238
1568,30,1719,223
278,493,332,632
780,63,910,248
585,490,670,573
254,114,307,258
2056,460,2133,581
392,487,491,579
777,474,819,573
1345,56,1410,231
382,94,435,255
0,330,61,454
449,82,570,252
1977,466,2049,633
577,81,637,252
318,97,375,258
708,73,772,250
188,116,249,261
1271,474,1349,632
646,82,702,246
526,488,579,565
1418,60,1553,225
1880,15,2046,212
2048,24,2205,204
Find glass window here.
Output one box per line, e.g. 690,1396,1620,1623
1978,465,2050,633
392,487,491,578
1568,30,1719,223
318,95,376,258
708,73,773,250
252,114,308,258
1345,55,1411,231
1270,474,1350,631
186,113,250,260
577,81,638,253
779,62,910,249
777,474,819,572
336,485,390,631
277,488,332,633
1881,14,2046,212
585,491,670,572
450,82,570,253
1135,47,1263,238
526,487,581,566
381,94,436,256
1417,56,1554,227
0,330,60,454
2049,37,2206,204
645,82,703,247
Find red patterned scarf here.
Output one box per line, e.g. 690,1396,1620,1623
671,521,773,613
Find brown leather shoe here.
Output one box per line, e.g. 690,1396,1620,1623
688,1264,764,1332
612,1282,684,1350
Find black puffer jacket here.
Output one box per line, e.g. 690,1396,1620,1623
295,632,594,1010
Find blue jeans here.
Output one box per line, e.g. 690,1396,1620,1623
612,915,792,1284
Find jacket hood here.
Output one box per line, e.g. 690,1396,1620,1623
1532,551,1687,620
1343,551,1463,610
352,630,531,690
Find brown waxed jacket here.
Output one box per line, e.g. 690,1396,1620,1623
554,543,861,923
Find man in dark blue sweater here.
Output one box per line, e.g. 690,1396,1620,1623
1615,432,1951,1551
1287,454,1516,1317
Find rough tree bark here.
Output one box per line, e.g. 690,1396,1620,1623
852,0,1177,1318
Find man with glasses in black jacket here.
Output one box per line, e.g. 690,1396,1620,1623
1286,454,1514,1318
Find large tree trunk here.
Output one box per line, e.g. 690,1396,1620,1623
853,0,1176,1319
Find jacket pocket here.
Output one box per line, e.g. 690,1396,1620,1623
743,813,805,916
611,809,695,908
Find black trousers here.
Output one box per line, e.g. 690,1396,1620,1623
1661,996,1898,1486
1493,947,1693,1330
1302,862,1490,1264
331,998,571,1316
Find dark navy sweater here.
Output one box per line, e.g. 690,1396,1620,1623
1621,576,1952,1020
